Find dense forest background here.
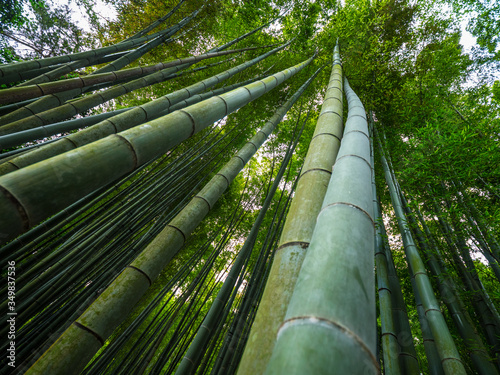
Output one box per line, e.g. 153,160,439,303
0,0,499,374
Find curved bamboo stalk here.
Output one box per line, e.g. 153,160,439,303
375,127,467,375
0,27,177,81
0,10,199,127
265,78,377,374
0,42,291,175
25,58,314,375
0,55,314,245
238,44,343,375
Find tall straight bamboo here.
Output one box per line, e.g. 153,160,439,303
238,44,344,375
401,194,499,374
0,41,291,175
0,55,314,244
265,78,377,374
25,64,316,375
371,143,402,375
375,127,467,375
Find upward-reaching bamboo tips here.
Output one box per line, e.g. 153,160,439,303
238,43,343,374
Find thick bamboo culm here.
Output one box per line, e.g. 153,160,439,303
26,58,316,375
264,78,377,374
175,67,321,375
238,43,343,375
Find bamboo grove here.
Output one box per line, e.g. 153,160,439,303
0,0,499,374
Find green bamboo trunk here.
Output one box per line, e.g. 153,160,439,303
175,108,305,375
25,60,315,375
0,72,265,149
376,128,467,375
402,194,499,374
0,47,266,106
265,78,377,374
0,55,314,244
378,207,422,374
371,135,402,375
237,44,343,375
0,42,291,175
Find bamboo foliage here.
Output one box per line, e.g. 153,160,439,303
120,0,187,43
26,64,318,375
0,41,292,175
238,44,343,375
265,78,377,374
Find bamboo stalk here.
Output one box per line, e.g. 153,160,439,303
0,72,265,149
402,194,499,374
371,134,402,374
265,77,377,374
238,44,343,375
0,46,269,106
